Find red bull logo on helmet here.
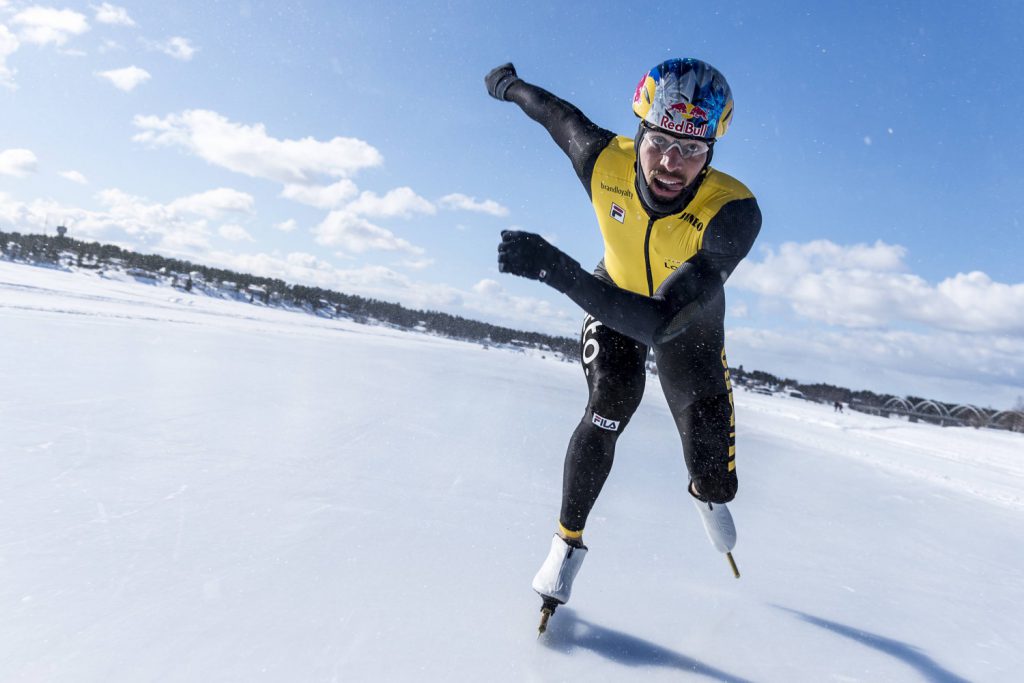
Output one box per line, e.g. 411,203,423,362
659,115,709,138
661,101,711,137
632,59,732,140
667,102,708,121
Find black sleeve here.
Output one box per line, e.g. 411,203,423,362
504,80,616,191
560,197,762,346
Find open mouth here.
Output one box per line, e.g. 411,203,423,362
650,175,685,198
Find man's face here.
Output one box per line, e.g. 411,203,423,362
638,128,710,202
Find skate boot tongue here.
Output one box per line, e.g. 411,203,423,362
531,535,588,605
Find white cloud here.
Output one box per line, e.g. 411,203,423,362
466,278,574,328
166,188,254,218
0,190,585,337
1,189,214,251
727,324,1024,408
274,219,298,233
96,65,150,91
147,35,196,61
158,230,210,252
0,186,251,253
282,184,434,216
313,210,425,255
92,3,134,26
472,279,503,297
220,251,348,289
0,24,19,89
98,38,123,53
728,301,748,318
0,148,37,176
12,6,89,46
395,257,434,270
219,223,253,242
723,238,1024,403
439,193,509,217
59,169,88,184
346,187,435,218
731,239,1024,335
132,109,382,184
280,178,357,209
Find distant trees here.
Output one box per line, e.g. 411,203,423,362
3,228,1022,424
730,366,895,408
0,229,577,360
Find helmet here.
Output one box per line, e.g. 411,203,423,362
632,58,733,141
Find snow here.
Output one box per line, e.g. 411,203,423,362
1,260,1021,682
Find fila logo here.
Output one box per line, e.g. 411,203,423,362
592,412,620,431
610,203,625,223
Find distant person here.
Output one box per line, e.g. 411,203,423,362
834,401,843,413
486,58,762,631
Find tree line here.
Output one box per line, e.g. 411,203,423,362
0,230,576,358
731,366,896,407
3,229,1020,427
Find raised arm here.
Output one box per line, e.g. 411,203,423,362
497,198,761,346
485,63,615,189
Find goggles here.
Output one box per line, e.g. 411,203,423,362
642,126,710,160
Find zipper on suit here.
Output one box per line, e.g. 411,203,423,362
643,217,656,296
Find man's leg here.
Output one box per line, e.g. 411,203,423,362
652,321,740,573
653,342,737,504
672,391,740,568
533,315,647,610
558,314,648,539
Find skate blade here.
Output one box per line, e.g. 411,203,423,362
537,598,559,637
726,551,740,579
537,608,553,636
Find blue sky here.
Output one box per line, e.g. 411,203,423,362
1,1,1022,407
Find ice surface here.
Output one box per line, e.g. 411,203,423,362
1,261,1021,681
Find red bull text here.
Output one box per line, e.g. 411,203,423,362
660,115,709,137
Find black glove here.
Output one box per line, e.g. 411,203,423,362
485,63,521,101
498,230,580,293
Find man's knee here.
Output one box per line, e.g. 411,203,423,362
582,406,631,436
589,376,644,420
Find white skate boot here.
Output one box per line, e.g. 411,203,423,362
532,534,587,604
691,485,740,578
691,494,737,552
532,534,588,634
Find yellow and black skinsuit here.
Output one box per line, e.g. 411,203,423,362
505,79,761,535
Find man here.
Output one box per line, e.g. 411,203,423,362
485,59,761,630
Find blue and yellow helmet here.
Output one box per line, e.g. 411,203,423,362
632,58,734,141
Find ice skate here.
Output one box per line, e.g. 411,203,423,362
532,534,587,633
691,484,740,577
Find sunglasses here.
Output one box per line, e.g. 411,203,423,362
643,128,710,160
